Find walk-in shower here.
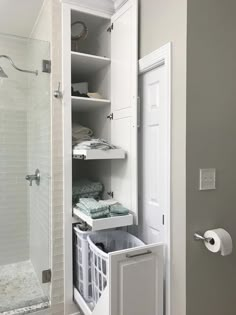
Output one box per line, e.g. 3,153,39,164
0,33,51,315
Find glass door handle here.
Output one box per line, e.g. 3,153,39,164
25,169,40,186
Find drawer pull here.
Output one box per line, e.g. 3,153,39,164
126,250,152,259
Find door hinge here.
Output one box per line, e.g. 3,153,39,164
42,269,51,283
162,215,165,225
107,191,114,198
42,60,51,73
107,23,114,32
107,113,113,120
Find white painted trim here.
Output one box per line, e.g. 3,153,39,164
29,0,49,38
139,42,172,315
112,0,128,10
60,0,114,16
139,42,171,75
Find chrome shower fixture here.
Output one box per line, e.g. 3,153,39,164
0,55,38,77
0,66,8,78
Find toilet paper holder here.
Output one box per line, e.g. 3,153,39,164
194,233,215,245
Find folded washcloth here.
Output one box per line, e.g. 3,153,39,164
79,198,108,214
109,212,128,217
110,204,129,215
77,203,110,219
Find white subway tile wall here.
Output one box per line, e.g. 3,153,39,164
0,35,30,265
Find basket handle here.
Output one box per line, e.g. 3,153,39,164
126,250,152,259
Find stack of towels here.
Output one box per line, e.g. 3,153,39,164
75,198,129,219
72,123,93,146
72,123,117,150
77,198,110,219
72,179,103,205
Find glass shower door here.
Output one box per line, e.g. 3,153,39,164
0,33,51,314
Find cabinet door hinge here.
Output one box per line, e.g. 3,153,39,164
42,269,51,283
107,113,113,120
42,60,51,73
107,191,114,198
107,23,114,32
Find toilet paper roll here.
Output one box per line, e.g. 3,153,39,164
204,228,233,256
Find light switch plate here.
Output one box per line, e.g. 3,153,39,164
199,168,216,190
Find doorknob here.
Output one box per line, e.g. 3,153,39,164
25,169,40,186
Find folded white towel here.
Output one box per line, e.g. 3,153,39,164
73,138,117,150
72,123,93,145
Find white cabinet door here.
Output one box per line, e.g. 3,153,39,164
109,244,164,315
139,64,168,244
110,0,138,223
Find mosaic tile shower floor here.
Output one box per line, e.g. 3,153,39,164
0,261,49,314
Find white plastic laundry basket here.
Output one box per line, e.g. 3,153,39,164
74,226,93,302
87,230,145,303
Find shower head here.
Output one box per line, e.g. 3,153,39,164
0,55,38,76
0,66,8,78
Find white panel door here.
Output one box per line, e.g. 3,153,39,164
110,0,138,222
109,244,164,315
139,64,168,244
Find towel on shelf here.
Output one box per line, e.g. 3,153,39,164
72,123,93,146
109,204,129,215
79,198,108,214
72,179,103,205
109,212,128,217
100,200,130,217
78,204,110,219
76,200,110,219
98,200,119,206
73,138,117,151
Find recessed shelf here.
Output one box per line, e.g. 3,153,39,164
73,149,126,160
71,52,110,77
73,208,133,231
72,97,110,112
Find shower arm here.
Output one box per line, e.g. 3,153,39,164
0,55,38,76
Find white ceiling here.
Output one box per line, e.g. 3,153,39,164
0,0,44,37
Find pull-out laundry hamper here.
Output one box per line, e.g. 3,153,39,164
74,225,94,302
87,230,145,303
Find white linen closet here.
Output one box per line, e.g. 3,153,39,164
62,1,165,314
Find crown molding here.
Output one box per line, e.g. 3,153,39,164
61,0,115,15
112,0,128,10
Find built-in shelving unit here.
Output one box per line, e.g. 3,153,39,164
71,96,110,111
71,52,110,77
73,207,133,231
72,148,126,160
63,2,142,314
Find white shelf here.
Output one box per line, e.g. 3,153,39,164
73,208,133,231
71,52,110,77
73,148,126,160
72,96,110,112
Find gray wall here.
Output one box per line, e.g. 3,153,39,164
139,1,187,315
187,1,236,314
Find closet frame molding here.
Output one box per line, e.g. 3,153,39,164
139,42,172,315
60,0,115,16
